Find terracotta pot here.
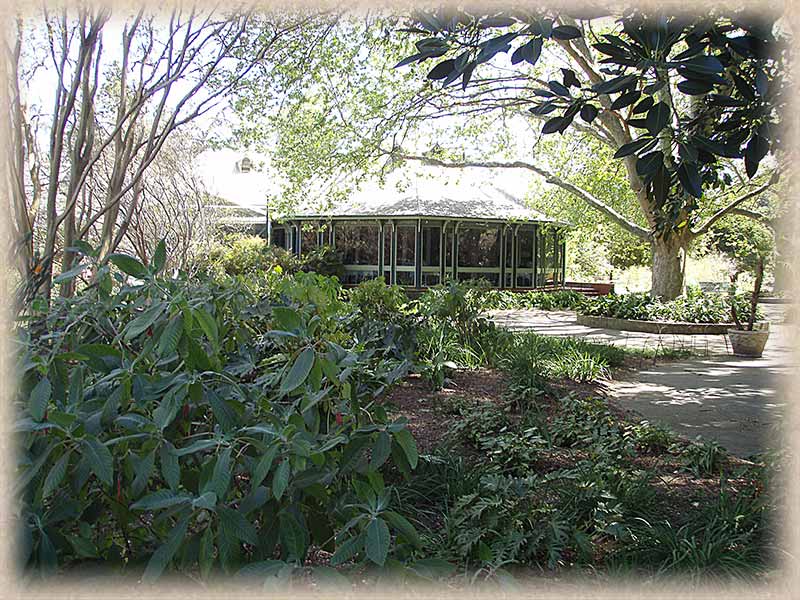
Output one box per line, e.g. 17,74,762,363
727,328,770,357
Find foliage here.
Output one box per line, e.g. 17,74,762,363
298,245,347,280
398,9,784,218
347,277,409,326
395,391,775,581
580,287,761,323
473,288,587,312
14,243,425,580
203,235,345,281
500,333,624,388
708,215,774,277
204,234,300,277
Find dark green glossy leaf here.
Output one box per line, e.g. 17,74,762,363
365,518,390,566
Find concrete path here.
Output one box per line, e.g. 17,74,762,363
489,304,797,457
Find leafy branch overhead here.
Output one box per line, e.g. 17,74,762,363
395,9,785,205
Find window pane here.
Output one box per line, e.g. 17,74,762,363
271,226,287,249
516,272,533,287
422,226,441,267
336,223,379,265
422,272,441,286
301,226,318,254
396,270,415,286
383,224,392,268
396,225,416,266
517,230,534,268
458,226,499,267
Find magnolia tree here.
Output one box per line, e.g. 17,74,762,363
391,9,787,299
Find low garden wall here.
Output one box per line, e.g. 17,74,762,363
576,313,768,335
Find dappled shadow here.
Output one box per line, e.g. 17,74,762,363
489,306,798,457
609,356,791,457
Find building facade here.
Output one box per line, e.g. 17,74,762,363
266,181,568,289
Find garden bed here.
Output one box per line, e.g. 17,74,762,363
576,313,767,335
578,314,736,335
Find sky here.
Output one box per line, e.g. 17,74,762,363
16,6,601,224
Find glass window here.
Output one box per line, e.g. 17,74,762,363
271,226,287,249
505,229,513,269
445,230,453,270
336,222,379,265
396,224,416,267
383,224,392,269
458,226,499,268
422,226,441,267
301,225,318,254
396,271,415,286
517,230,534,269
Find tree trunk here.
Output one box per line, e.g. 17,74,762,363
650,232,689,300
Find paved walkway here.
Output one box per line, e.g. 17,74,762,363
489,304,797,457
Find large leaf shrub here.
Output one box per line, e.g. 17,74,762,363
14,244,424,581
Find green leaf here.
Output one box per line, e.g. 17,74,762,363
409,558,456,580
153,390,180,431
370,432,392,471
151,239,167,274
365,518,390,566
206,447,232,500
53,262,89,283
272,460,290,500
192,491,218,511
157,315,183,357
42,450,72,499
131,490,192,511
330,533,363,566
82,437,113,486
199,526,214,579
160,441,180,490
108,253,149,279
271,307,302,331
193,307,219,348
124,304,164,340
29,377,51,422
383,510,422,548
131,450,156,496
142,517,189,583
393,428,419,469
237,560,287,578
613,137,654,159
645,101,671,136
280,348,315,394
251,445,279,489
219,506,258,545
278,512,306,561
312,566,351,589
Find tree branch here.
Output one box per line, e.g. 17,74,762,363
392,150,651,240
692,178,777,236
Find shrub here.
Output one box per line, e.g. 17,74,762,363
14,245,421,579
580,288,762,324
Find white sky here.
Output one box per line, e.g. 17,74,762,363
18,7,565,218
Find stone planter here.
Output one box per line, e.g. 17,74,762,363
727,328,770,357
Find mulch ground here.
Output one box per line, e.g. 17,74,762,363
379,366,758,516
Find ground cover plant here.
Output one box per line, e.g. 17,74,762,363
580,287,763,324
13,264,778,587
